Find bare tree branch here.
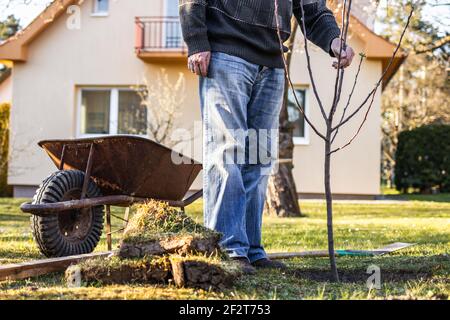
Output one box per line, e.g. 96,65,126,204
329,0,352,120
330,9,414,154
274,0,326,141
332,9,414,134
296,1,329,123
331,54,365,144
274,0,413,282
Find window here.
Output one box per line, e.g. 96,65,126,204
80,90,110,134
93,0,109,15
118,91,147,135
79,88,147,137
287,87,309,145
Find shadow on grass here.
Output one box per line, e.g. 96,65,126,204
286,254,449,283
287,268,432,283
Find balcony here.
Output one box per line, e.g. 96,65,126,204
135,17,188,63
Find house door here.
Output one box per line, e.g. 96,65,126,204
164,0,182,48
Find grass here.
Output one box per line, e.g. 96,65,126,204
381,187,450,202
0,197,449,300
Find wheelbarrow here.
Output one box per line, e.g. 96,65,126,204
20,135,203,258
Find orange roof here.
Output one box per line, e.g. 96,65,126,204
0,0,79,62
0,0,406,88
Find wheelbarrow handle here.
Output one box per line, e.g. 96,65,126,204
20,190,204,216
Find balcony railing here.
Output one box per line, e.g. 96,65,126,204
135,17,187,61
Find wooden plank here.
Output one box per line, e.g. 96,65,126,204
0,251,113,282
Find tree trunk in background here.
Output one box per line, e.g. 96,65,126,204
265,20,303,218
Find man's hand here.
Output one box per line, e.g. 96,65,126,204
188,51,211,77
331,38,355,69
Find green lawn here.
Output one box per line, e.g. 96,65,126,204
0,197,449,300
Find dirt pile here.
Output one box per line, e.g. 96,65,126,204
119,201,221,258
66,255,171,286
65,201,240,290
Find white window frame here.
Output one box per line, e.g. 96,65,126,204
290,86,310,146
92,0,109,17
76,87,147,138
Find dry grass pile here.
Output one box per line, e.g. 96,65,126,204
119,201,221,258
66,200,240,290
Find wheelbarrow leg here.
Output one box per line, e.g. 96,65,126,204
59,145,67,170
106,205,112,251
81,143,95,200
123,207,130,228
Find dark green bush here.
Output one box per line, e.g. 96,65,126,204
0,102,12,196
395,124,450,193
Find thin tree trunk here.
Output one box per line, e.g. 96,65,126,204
325,130,339,282
265,19,302,218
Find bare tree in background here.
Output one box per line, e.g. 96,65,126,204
135,70,186,148
274,0,413,281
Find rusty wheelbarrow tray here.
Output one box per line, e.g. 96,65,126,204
20,135,203,257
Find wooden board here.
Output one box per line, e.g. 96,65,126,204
0,251,113,282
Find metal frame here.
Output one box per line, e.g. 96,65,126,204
20,142,204,251
135,16,187,53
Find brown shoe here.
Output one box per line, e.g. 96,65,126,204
252,258,287,270
232,257,257,275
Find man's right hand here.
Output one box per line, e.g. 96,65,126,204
188,51,211,77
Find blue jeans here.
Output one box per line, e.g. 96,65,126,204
200,52,285,263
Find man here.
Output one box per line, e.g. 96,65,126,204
180,0,354,274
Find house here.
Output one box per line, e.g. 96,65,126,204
0,0,405,199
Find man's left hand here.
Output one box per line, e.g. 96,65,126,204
331,38,355,69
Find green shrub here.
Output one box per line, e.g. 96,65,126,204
395,124,450,193
0,102,12,196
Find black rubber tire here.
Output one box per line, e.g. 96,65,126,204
31,170,104,257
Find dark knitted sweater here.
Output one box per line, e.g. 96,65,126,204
179,0,341,68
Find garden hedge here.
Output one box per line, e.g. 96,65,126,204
0,102,11,196
395,124,450,193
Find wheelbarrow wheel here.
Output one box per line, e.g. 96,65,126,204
31,170,104,257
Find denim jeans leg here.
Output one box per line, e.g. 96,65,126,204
243,67,285,263
199,52,258,259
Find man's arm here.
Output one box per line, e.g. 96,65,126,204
293,0,354,68
179,0,210,56
179,0,211,76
